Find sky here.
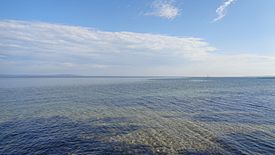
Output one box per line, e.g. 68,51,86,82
0,0,275,76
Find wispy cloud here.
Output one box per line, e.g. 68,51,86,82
213,0,236,22
145,0,180,20
0,20,215,75
1,20,274,76
0,20,214,59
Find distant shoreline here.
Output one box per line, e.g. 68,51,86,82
0,74,172,78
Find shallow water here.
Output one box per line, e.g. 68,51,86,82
0,77,275,154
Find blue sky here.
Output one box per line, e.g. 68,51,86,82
0,0,275,76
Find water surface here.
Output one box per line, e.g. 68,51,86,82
0,77,275,154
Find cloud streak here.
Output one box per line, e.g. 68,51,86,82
0,20,215,58
0,20,214,75
214,0,236,22
0,20,274,76
145,0,180,19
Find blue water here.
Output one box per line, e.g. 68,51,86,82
0,77,275,154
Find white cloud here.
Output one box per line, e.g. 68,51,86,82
0,20,214,74
0,20,274,76
145,0,180,19
0,20,215,59
214,0,236,22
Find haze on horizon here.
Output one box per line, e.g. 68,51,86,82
0,0,275,76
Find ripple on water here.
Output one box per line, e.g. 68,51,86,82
0,77,275,154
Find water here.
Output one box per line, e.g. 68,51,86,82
0,77,275,154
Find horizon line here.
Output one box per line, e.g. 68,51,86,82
0,74,274,78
